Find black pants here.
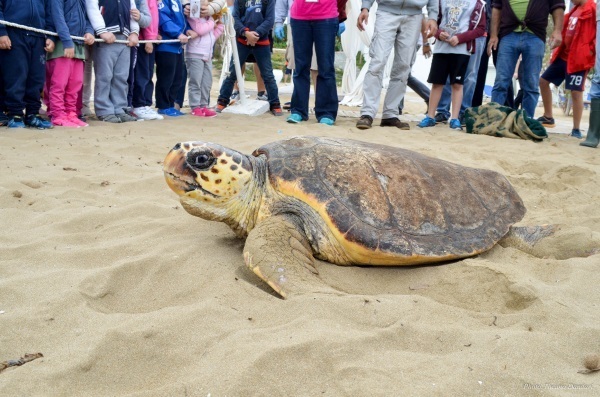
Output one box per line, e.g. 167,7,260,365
154,51,184,109
0,30,46,117
132,47,156,108
127,46,138,107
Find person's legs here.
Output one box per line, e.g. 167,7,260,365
155,51,177,109
517,32,545,118
460,35,486,115
382,14,421,120
3,30,30,118
571,90,584,130
218,43,251,105
111,42,131,115
538,77,554,118
581,20,600,147
450,83,463,119
65,59,84,123
427,84,444,118
491,32,520,109
92,42,120,117
254,63,266,96
144,51,156,107
253,45,280,107
82,45,94,115
175,51,186,109
186,57,202,109
360,11,402,119
199,59,213,108
127,46,138,108
45,58,69,120
313,17,338,121
472,35,490,107
133,46,149,108
436,80,452,119
23,35,46,117
290,18,314,120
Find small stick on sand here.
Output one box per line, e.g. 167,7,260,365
0,353,44,373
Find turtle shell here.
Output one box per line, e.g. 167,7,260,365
253,136,526,265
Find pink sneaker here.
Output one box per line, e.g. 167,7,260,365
191,107,204,117
52,116,80,128
201,107,217,118
68,112,89,127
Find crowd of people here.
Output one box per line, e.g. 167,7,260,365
0,0,598,147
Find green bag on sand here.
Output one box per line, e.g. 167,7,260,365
464,102,547,141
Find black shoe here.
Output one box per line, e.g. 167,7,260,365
380,117,410,130
536,115,556,128
434,113,449,124
356,115,373,130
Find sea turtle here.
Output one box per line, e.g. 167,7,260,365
163,136,543,298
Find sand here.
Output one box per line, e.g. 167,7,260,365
1,88,599,396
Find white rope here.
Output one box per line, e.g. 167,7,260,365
0,19,184,44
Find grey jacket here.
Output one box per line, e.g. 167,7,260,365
135,0,151,29
361,0,439,20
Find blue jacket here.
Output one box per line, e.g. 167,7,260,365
0,0,54,37
50,0,94,47
156,0,186,54
234,0,274,43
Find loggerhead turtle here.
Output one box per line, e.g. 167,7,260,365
163,136,541,298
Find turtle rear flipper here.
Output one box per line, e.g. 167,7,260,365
500,225,600,259
243,215,340,299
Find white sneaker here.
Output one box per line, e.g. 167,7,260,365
143,106,164,120
133,106,163,120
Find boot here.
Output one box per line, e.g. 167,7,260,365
581,98,600,148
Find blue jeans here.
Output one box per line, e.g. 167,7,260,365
290,17,339,121
437,36,486,118
589,21,600,99
492,32,545,118
218,42,279,106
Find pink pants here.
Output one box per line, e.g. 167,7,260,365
45,57,84,119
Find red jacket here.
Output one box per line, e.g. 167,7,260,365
550,0,596,74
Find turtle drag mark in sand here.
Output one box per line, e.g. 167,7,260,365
163,136,559,299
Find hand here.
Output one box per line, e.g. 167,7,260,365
187,30,199,39
64,47,75,58
274,25,285,40
439,31,450,41
447,36,459,46
178,33,189,44
127,33,139,47
83,33,95,45
245,31,260,46
425,19,438,38
100,32,116,44
487,35,498,56
131,8,141,21
422,44,432,59
0,35,11,50
337,22,345,36
357,9,369,32
183,3,190,17
45,39,55,52
549,30,562,49
145,42,154,53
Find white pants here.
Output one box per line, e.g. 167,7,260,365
361,12,422,119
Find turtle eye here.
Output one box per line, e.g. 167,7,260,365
187,151,215,171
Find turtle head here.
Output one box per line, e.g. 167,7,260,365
163,142,256,225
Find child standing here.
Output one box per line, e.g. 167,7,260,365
86,0,140,123
130,0,164,120
538,0,596,138
185,6,224,117
417,0,486,131
46,0,96,127
155,0,188,117
0,0,55,129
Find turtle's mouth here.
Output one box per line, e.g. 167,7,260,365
164,171,219,198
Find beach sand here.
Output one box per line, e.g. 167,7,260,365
1,88,599,396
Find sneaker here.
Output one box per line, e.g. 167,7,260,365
356,115,373,130
215,102,227,113
98,114,122,123
117,113,140,122
434,113,449,124
201,107,217,118
7,115,26,128
283,101,291,110
417,115,436,128
287,113,303,123
52,116,80,128
257,91,268,101
158,107,184,117
26,114,53,129
132,106,161,120
319,117,334,126
449,118,463,130
191,107,204,117
81,104,93,117
230,91,239,104
173,108,186,116
569,129,583,139
537,115,556,128
381,117,410,130
0,112,8,126
270,104,283,116
67,112,89,127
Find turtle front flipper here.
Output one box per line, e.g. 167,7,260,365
243,215,339,299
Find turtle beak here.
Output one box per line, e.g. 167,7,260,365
163,144,198,196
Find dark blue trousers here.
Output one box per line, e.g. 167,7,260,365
0,30,46,117
155,51,184,110
132,47,156,108
127,46,138,107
